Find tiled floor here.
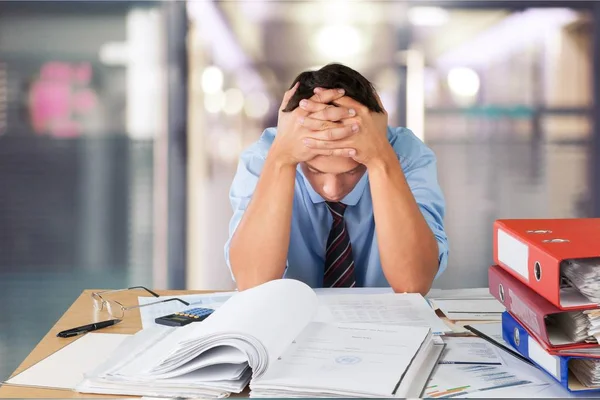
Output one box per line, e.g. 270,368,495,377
0,140,594,382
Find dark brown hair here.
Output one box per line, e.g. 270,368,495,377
282,63,384,113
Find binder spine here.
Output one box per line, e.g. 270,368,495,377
489,266,548,341
501,312,565,385
494,223,562,308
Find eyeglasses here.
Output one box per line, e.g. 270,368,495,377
91,286,190,319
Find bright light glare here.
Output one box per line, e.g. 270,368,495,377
408,7,449,27
314,25,363,58
447,67,480,97
244,92,270,119
202,66,224,94
223,88,245,115
204,91,225,113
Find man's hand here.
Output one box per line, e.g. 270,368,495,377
301,91,392,167
271,84,358,167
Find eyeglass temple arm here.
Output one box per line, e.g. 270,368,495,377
94,286,160,297
123,298,190,311
127,286,160,297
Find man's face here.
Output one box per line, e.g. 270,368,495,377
300,156,366,202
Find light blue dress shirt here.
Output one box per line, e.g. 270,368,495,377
224,126,449,288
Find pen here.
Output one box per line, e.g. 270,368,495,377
57,319,122,338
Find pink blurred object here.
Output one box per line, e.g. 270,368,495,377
72,89,98,113
29,80,71,135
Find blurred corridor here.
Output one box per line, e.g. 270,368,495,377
0,0,598,381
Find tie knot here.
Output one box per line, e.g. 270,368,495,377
326,201,347,219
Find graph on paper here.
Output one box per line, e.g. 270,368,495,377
425,364,542,398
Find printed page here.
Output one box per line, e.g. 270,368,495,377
439,337,504,366
435,299,504,321
314,287,393,296
424,363,546,398
427,288,493,300
314,293,451,334
252,321,431,397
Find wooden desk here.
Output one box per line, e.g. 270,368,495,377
0,288,214,398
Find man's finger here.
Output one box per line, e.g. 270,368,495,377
332,96,369,115
302,137,354,150
303,123,358,142
298,116,338,131
280,81,299,110
307,104,355,121
310,87,346,105
297,98,330,113
311,148,357,158
299,115,360,130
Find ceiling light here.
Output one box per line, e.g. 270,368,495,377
201,66,224,94
408,7,449,27
447,67,480,97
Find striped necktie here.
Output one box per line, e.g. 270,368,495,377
324,201,355,287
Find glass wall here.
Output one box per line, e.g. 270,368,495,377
418,7,593,288
0,1,169,381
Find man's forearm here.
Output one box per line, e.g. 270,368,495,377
229,152,297,290
368,147,439,295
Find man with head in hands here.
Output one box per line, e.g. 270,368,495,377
224,63,448,295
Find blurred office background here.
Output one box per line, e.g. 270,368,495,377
0,0,599,382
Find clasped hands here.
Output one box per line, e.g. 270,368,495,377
272,83,390,168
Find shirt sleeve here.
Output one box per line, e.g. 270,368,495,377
223,146,267,283
397,131,449,279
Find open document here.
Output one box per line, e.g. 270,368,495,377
315,293,451,335
76,279,443,398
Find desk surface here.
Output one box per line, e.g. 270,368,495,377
0,288,216,398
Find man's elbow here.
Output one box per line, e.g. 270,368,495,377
390,280,432,296
388,260,438,296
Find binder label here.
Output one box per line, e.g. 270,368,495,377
508,288,541,335
497,229,529,281
528,336,560,378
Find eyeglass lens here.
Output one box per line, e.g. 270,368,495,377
105,300,125,319
91,292,104,311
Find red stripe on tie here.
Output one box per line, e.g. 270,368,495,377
324,247,351,278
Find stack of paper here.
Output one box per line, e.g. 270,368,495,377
76,279,443,398
425,288,503,326
562,258,600,303
569,358,600,388
553,311,595,343
432,299,504,322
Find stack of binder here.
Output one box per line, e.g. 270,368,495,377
490,218,600,393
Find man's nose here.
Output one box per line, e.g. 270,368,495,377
322,176,342,197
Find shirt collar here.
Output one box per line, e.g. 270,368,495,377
298,166,369,206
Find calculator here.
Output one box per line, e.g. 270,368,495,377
155,307,215,327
